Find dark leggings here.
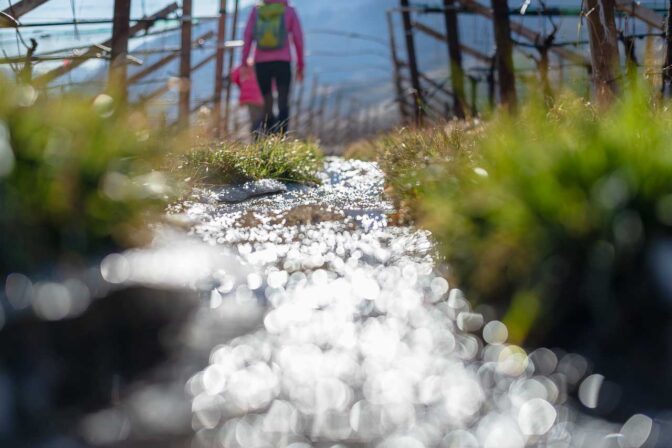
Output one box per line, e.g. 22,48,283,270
255,61,292,135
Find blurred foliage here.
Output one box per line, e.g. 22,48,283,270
176,136,324,185
420,91,672,343
0,78,175,275
368,90,672,346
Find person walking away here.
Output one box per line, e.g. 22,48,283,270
242,0,304,135
231,62,265,136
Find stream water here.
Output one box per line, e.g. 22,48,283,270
79,158,656,447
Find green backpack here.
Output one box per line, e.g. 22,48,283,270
255,3,287,51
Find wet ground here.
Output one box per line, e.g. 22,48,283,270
79,158,657,447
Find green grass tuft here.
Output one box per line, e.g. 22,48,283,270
176,136,323,186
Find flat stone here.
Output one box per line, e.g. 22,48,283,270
216,179,288,203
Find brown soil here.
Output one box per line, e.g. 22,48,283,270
235,205,345,228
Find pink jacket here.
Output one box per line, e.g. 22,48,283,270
231,65,264,106
242,0,305,71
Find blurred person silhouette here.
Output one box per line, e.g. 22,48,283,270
231,61,265,136
242,0,304,135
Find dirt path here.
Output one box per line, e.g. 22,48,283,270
89,158,633,448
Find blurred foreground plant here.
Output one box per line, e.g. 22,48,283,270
0,78,175,274
364,92,672,413
420,92,672,347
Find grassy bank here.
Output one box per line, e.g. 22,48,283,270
363,92,672,348
345,122,481,223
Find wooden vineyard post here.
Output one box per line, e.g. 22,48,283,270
292,73,306,135
224,0,240,135
364,108,373,136
354,108,361,138
399,0,425,125
644,26,656,89
443,0,466,118
468,75,478,116
539,45,553,101
213,0,228,138
179,0,193,127
585,0,620,106
346,99,357,139
664,1,672,97
622,33,638,84
109,0,131,103
331,92,343,143
490,0,517,111
316,91,328,140
356,108,365,139
487,56,496,110
387,10,408,122
306,76,319,137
